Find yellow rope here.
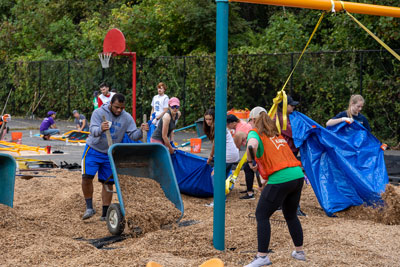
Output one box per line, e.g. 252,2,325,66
340,1,400,61
268,12,325,133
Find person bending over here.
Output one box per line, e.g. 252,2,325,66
244,110,305,267
40,111,60,140
73,110,89,132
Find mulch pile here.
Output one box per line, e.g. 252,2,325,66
1,169,399,266
118,175,181,235
335,184,400,225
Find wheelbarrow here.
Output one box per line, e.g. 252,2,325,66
0,153,17,207
106,143,184,235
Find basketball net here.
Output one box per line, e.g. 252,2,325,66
98,52,112,68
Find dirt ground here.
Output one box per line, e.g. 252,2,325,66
1,169,400,266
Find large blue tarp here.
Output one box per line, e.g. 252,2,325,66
171,150,214,197
290,111,388,216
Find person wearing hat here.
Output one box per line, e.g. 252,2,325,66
276,95,300,155
226,114,253,150
73,110,89,132
244,107,306,267
40,111,60,140
150,97,181,154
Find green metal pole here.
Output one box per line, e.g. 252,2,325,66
214,0,229,251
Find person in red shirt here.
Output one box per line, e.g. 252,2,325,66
226,114,252,149
97,83,116,108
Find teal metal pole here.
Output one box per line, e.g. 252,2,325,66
214,0,229,251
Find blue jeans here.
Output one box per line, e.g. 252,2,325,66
40,129,60,136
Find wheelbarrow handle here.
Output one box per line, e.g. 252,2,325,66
103,174,117,193
102,115,113,147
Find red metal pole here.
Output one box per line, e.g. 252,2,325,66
132,53,137,121
121,51,137,121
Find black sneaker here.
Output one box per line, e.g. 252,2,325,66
297,207,307,217
240,194,255,200
240,190,254,194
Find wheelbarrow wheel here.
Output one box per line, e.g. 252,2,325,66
106,203,125,235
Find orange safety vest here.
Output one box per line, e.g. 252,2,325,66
251,128,301,179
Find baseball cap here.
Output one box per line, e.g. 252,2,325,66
168,97,180,107
279,96,299,108
72,110,78,114
227,114,239,123
47,111,56,116
249,106,267,120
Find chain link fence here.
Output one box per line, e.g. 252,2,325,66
0,49,398,143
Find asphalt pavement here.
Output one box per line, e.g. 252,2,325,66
5,118,214,166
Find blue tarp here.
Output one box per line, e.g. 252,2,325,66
290,111,388,216
171,150,214,197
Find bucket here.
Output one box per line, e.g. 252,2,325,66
11,132,22,143
227,109,250,120
190,138,201,153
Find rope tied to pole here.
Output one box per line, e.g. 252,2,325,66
339,1,400,62
268,12,325,134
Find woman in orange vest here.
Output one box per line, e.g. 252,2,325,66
244,107,306,267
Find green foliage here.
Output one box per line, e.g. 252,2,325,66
0,0,399,143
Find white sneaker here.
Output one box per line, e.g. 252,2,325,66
291,250,306,261
205,201,214,207
244,255,272,267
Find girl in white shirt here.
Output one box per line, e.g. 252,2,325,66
150,82,169,126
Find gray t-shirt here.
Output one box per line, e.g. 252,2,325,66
74,114,89,132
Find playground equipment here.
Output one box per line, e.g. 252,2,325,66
0,141,47,155
214,0,400,251
42,130,90,143
99,28,137,120
106,143,184,235
0,153,16,207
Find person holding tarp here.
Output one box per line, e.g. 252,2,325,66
150,97,181,154
81,93,148,221
274,96,307,216
244,108,306,267
204,109,239,177
326,94,371,131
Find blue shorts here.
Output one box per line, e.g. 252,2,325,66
81,145,113,184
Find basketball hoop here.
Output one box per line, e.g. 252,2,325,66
98,52,112,68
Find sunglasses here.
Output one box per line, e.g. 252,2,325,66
171,105,180,109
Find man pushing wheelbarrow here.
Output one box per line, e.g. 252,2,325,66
81,93,148,221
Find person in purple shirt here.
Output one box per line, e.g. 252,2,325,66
40,111,60,140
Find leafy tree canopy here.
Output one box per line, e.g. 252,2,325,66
0,0,398,61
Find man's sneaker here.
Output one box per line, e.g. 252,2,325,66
240,194,255,200
100,216,107,222
244,255,272,267
296,207,307,217
82,209,96,220
291,250,306,261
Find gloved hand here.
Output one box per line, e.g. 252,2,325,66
341,117,354,124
